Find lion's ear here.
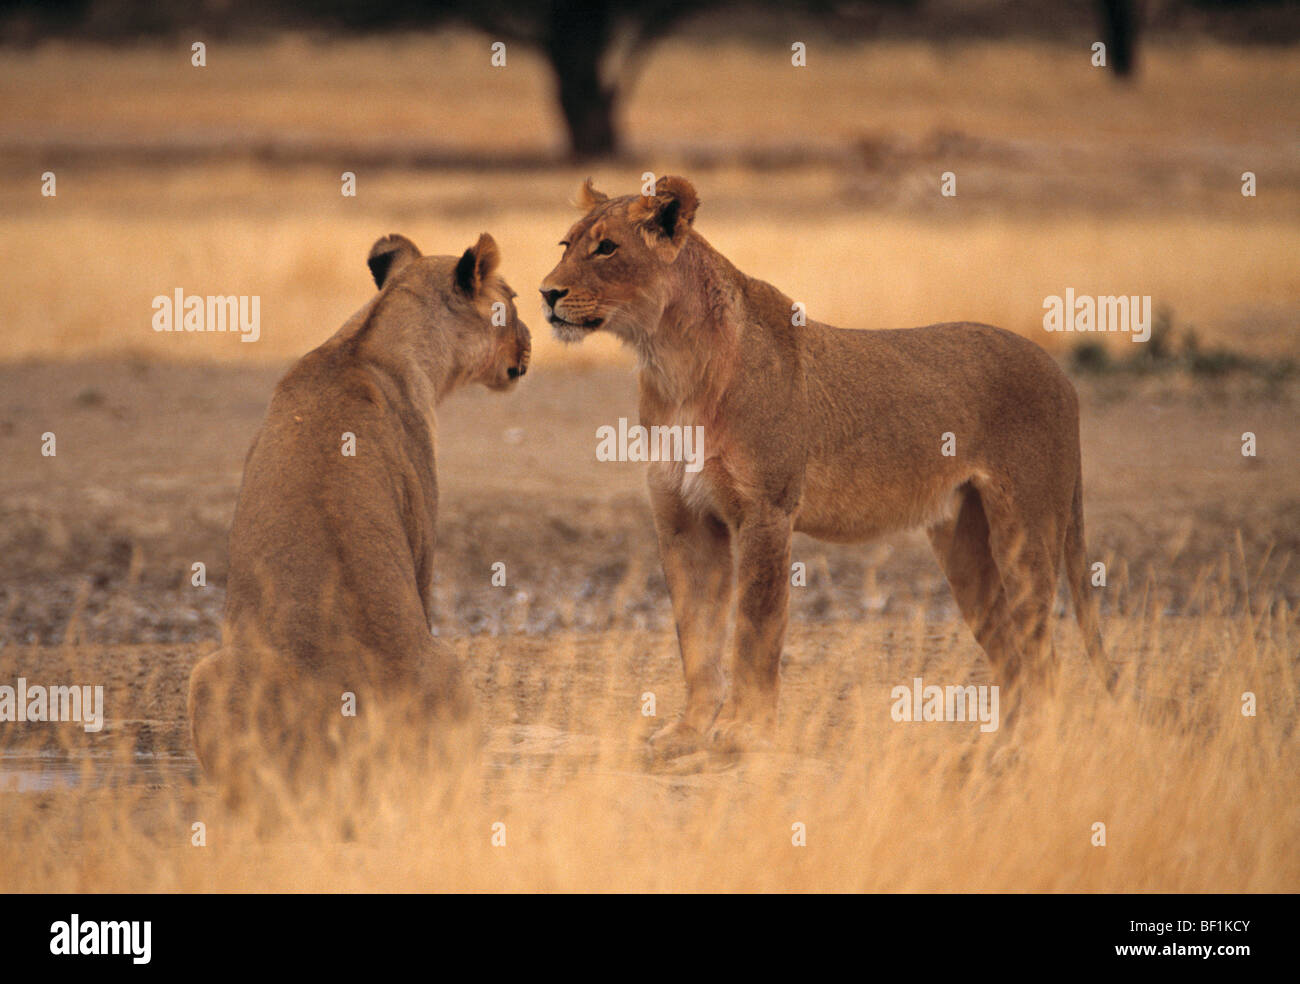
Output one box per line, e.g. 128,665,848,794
367,234,420,289
576,178,608,211
455,232,502,296
631,175,699,257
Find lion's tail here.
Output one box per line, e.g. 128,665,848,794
1064,457,1116,694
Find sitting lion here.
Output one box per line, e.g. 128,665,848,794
189,232,530,805
541,176,1113,756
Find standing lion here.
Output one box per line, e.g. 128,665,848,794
541,176,1112,757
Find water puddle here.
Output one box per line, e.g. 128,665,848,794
0,753,197,793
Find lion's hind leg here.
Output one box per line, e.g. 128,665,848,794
927,484,1024,692
188,645,267,812
189,645,282,812
967,477,1065,702
188,647,232,782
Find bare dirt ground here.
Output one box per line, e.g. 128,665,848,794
2,360,1295,651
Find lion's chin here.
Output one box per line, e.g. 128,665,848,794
549,316,601,344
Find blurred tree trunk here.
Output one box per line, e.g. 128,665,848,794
544,40,619,159
543,3,620,159
1100,0,1137,76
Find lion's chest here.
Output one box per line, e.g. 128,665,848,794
638,401,719,504
647,457,718,513
678,462,717,515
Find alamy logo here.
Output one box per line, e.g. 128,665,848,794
0,678,104,732
890,677,999,733
50,914,151,964
151,289,261,342
1042,289,1151,342
596,417,705,473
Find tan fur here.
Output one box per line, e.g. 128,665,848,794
189,233,530,804
541,175,1112,757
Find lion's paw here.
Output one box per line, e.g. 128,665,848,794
707,719,773,754
648,719,704,759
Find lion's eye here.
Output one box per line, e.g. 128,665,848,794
594,239,618,256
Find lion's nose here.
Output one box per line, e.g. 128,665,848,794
541,288,567,308
508,365,525,379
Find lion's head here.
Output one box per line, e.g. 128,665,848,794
367,232,531,391
539,175,700,345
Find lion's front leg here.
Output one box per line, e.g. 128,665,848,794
710,509,793,752
647,478,733,758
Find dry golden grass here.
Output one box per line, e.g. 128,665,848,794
1,570,1295,893
1,193,1297,366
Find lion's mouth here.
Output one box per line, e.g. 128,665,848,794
551,314,605,330
547,313,603,331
